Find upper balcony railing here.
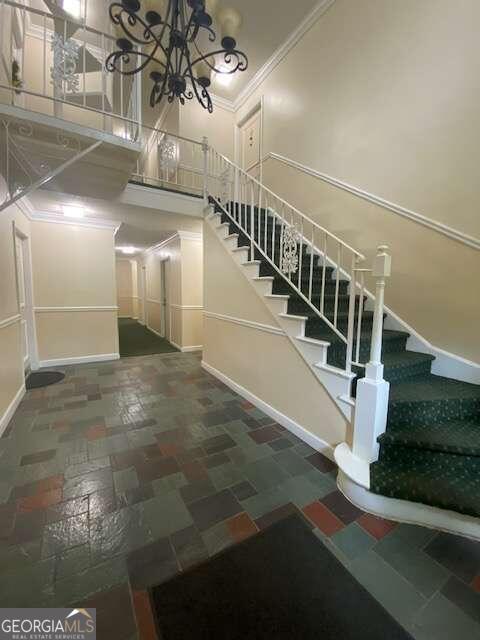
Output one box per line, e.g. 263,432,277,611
0,0,142,140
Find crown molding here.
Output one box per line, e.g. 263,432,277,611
233,0,336,111
209,92,236,113
26,209,121,233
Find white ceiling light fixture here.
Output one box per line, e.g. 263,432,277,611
63,204,85,218
62,0,82,20
118,246,138,255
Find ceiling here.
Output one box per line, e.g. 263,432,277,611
37,0,319,100
29,188,202,254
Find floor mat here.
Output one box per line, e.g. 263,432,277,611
150,514,413,640
25,371,65,389
118,318,179,357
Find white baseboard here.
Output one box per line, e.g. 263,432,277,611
201,360,335,460
337,469,480,542
0,384,26,437
180,345,203,353
38,353,120,367
170,339,203,352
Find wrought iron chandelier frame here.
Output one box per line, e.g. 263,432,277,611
106,0,248,113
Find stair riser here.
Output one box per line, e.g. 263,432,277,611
324,335,409,369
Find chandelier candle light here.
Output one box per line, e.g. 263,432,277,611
106,0,248,112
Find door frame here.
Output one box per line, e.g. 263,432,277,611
159,257,170,341
140,265,147,326
234,97,264,181
13,225,39,372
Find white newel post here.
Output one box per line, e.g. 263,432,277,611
202,136,209,207
352,245,391,462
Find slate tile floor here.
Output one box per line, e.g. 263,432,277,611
1,352,480,639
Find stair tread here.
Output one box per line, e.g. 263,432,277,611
389,373,480,404
381,351,435,369
370,448,480,518
379,420,480,456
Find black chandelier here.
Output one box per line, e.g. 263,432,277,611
106,0,248,113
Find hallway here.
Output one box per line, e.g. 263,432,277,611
118,319,178,357
0,353,478,638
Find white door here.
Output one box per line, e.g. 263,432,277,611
240,108,261,179
15,234,29,369
160,259,169,340
141,266,147,326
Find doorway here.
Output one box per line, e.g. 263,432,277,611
160,258,169,340
236,101,263,180
14,229,37,372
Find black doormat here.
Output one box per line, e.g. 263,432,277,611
26,371,65,389
150,515,412,640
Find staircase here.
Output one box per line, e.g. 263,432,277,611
204,148,480,540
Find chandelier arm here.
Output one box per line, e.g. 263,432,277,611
190,49,248,74
110,4,173,46
183,46,212,113
106,49,168,76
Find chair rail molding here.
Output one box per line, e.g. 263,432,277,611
266,152,480,251
0,314,21,329
34,306,118,313
204,311,285,336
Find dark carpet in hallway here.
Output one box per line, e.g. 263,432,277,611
118,318,178,357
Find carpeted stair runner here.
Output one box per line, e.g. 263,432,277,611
212,200,480,519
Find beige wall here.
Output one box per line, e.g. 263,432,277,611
31,220,118,362
234,0,480,362
179,100,234,160
203,221,347,449
140,233,203,350
116,258,137,318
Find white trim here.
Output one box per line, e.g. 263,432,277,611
267,152,480,251
126,181,201,203
210,92,236,113
0,103,140,153
27,210,121,233
337,470,480,542
34,306,118,313
143,231,202,257
177,230,203,242
170,304,204,310
171,341,203,352
0,314,21,330
146,298,162,305
204,311,285,336
202,360,335,460
143,234,179,256
0,384,26,438
38,353,120,367
234,0,336,110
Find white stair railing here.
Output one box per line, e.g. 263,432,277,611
203,145,392,462
132,125,204,196
0,0,142,140
206,147,376,376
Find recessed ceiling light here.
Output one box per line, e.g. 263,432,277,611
118,246,137,255
214,64,234,87
63,205,85,218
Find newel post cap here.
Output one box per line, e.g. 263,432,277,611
373,244,391,278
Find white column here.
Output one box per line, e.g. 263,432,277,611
352,245,391,462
